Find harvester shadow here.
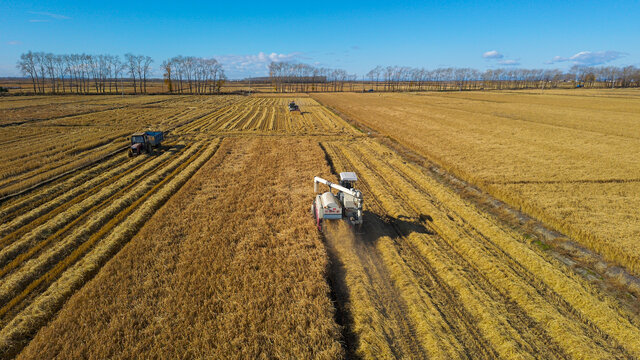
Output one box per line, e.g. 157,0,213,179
324,238,360,359
359,210,434,244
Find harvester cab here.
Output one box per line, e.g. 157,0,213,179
312,172,363,231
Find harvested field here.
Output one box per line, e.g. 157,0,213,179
0,95,178,126
1,93,639,359
313,90,640,277
0,94,357,357
16,138,343,359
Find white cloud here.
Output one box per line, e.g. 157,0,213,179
28,11,71,20
7,41,21,45
482,50,503,59
484,50,519,66
29,19,50,23
548,51,627,66
498,59,520,66
216,51,303,79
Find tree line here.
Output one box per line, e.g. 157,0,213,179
364,65,640,91
266,62,640,93
268,63,358,92
161,56,226,94
15,51,640,94
16,51,226,94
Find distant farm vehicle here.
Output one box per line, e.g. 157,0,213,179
312,172,364,231
288,101,301,113
128,131,164,157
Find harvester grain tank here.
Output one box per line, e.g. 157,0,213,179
312,172,363,231
128,131,164,157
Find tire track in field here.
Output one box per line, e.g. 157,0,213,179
322,143,430,359
362,143,639,357
329,143,502,359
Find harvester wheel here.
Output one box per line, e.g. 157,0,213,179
311,203,322,231
128,149,133,157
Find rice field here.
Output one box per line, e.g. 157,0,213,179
313,89,640,277
1,92,639,359
322,138,640,359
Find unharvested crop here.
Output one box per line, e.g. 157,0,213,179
322,138,640,359
313,90,640,277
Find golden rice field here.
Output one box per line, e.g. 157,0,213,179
313,89,640,278
1,92,639,359
322,138,640,359
17,138,344,359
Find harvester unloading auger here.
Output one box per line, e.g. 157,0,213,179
312,172,363,231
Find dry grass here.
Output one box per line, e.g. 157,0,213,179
175,96,358,134
15,138,343,359
313,89,640,277
0,95,180,125
0,94,353,358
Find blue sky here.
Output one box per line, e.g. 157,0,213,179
0,0,638,79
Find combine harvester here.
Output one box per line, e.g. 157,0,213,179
312,172,363,231
288,100,301,113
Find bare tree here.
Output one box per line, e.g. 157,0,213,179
17,51,38,93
